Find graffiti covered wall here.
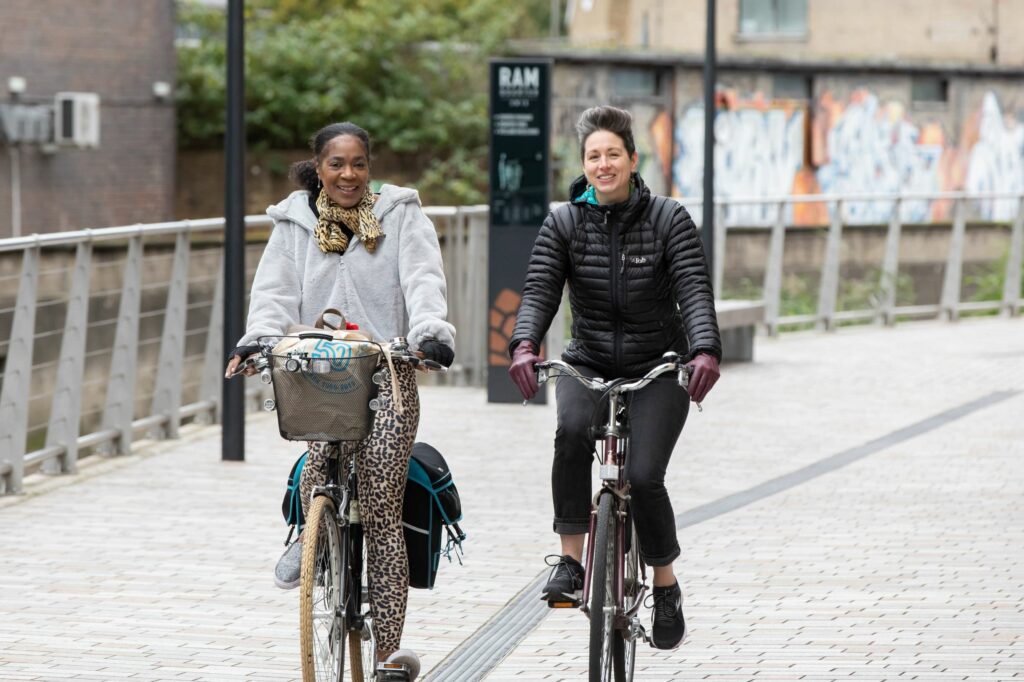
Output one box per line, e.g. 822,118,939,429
674,87,1024,225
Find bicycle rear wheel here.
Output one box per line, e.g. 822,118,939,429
589,493,626,682
300,495,347,682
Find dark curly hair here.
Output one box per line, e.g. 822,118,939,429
289,122,372,193
576,105,636,160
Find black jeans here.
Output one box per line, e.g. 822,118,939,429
552,364,689,567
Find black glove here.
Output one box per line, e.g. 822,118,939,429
419,340,455,368
227,343,260,362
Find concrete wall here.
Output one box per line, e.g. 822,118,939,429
550,62,674,198
570,0,1017,66
0,0,177,236
545,59,1024,224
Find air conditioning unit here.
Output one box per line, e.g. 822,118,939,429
54,92,100,148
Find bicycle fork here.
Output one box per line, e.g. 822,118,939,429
578,430,628,616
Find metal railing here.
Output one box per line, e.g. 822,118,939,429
0,207,502,494
680,190,1024,334
1,190,1021,494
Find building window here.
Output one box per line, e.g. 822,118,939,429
610,68,660,98
773,73,811,100
739,0,807,36
911,76,948,103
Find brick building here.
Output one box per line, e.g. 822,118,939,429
529,0,1024,224
0,0,176,237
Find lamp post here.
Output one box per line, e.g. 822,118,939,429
702,0,716,278
222,0,245,461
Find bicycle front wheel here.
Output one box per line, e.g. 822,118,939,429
621,522,641,681
346,523,377,682
589,493,626,682
300,495,347,682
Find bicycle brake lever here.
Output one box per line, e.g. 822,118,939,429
420,358,446,372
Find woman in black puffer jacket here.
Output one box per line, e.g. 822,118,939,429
508,105,721,651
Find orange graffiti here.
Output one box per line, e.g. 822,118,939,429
790,168,828,225
488,288,545,367
650,110,674,182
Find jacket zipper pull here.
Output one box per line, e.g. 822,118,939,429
620,252,625,275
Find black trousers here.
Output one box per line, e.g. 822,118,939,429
553,364,689,567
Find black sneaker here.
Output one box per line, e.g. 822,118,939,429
649,581,687,649
541,554,585,602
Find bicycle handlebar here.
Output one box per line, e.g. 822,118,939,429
535,352,691,394
230,337,448,378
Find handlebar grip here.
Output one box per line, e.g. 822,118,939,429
419,358,447,372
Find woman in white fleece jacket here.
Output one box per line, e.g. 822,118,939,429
225,122,454,676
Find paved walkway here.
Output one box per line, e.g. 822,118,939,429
1,318,1022,681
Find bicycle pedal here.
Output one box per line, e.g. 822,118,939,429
547,598,581,609
375,662,410,681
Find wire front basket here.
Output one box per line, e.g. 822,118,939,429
264,338,382,442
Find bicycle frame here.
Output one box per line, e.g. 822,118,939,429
579,394,646,630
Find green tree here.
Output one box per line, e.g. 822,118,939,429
176,0,553,204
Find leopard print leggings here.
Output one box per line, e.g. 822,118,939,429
299,362,419,655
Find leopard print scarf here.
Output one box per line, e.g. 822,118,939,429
314,188,383,254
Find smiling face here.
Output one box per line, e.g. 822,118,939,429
316,134,370,208
582,129,638,205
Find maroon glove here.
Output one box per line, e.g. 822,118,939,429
509,341,542,401
685,353,720,403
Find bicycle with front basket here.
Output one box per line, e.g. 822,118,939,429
240,334,445,682
534,352,692,682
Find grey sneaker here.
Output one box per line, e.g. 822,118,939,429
274,540,302,589
384,649,421,680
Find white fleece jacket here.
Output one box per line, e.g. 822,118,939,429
236,185,455,351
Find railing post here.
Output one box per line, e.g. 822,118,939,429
467,210,489,386
878,198,903,326
100,235,144,455
1002,196,1024,317
762,200,786,336
200,247,226,422
151,230,191,439
440,214,457,379
940,197,966,321
0,244,40,494
451,211,468,386
43,240,92,475
713,202,726,296
817,199,843,331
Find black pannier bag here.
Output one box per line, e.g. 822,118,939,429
404,442,465,589
281,451,309,530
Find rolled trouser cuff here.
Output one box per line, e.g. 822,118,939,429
641,544,680,568
553,518,590,536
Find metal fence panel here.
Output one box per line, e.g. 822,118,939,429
0,245,40,493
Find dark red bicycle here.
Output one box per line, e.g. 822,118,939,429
535,353,691,682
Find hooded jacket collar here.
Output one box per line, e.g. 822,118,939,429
568,172,651,227
267,184,421,234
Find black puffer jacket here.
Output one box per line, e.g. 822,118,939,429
510,173,721,378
